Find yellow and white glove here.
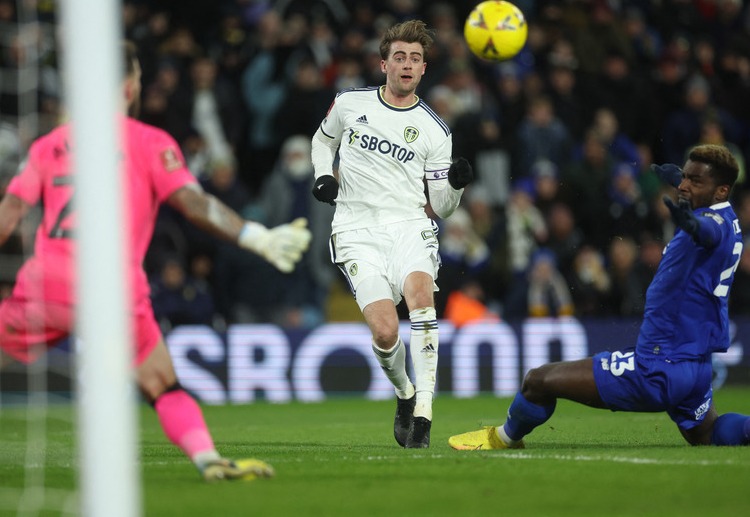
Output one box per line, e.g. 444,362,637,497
238,218,312,273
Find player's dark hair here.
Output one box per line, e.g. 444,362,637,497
123,40,138,77
688,144,739,188
379,20,434,60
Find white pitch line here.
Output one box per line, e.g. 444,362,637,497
140,452,749,468
494,451,747,466
320,452,748,467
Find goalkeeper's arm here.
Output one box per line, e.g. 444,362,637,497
168,184,311,272
0,193,30,247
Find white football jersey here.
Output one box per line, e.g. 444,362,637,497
318,86,453,234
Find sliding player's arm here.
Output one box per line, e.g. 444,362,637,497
662,197,723,248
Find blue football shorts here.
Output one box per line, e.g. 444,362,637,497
592,348,714,431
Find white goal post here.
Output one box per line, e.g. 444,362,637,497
60,1,140,516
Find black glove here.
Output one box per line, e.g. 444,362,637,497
448,157,474,190
312,175,339,205
663,196,699,238
651,163,683,188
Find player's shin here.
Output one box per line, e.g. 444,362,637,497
372,337,415,399
409,307,438,420
153,385,220,468
711,413,750,446
503,391,556,442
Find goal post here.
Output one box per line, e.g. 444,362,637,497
60,1,140,516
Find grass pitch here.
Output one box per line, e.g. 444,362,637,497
1,388,749,516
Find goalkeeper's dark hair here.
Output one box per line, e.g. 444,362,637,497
123,40,138,77
379,20,434,60
688,144,739,188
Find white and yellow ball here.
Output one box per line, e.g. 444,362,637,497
464,1,528,62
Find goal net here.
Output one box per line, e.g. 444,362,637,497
0,1,139,515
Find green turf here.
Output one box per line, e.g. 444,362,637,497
1,388,750,516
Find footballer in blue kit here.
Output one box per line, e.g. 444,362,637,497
449,144,750,450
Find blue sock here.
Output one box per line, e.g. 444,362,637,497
711,413,750,446
503,392,556,441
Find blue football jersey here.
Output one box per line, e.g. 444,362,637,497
637,201,743,360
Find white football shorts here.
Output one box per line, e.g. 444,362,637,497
329,218,441,310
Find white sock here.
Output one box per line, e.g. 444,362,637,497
497,424,521,447
372,337,415,400
192,450,221,471
409,307,438,420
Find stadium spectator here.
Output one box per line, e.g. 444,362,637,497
607,162,651,242
696,118,746,186
150,254,215,330
587,107,641,168
310,20,472,448
567,245,612,317
274,57,335,141
562,128,616,248
490,62,526,160
606,236,644,317
502,180,548,320
545,201,584,278
169,55,245,166
435,206,490,317
662,74,741,166
444,279,499,328
530,158,563,218
240,8,296,188
450,144,750,450
515,95,572,179
526,249,574,318
0,41,311,481
256,135,336,328
546,63,585,140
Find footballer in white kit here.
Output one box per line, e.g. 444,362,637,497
310,20,473,449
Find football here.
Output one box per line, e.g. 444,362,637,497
463,1,528,62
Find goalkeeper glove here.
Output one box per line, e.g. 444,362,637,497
448,158,474,190
238,218,312,273
663,196,699,239
651,163,683,188
312,175,339,205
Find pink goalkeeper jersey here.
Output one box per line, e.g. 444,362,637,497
7,117,197,305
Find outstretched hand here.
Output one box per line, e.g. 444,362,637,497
448,158,474,190
238,218,312,273
663,196,699,238
651,163,683,188
312,175,339,205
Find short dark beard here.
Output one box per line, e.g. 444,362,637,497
128,95,140,119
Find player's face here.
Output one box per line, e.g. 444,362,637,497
381,41,426,97
677,160,726,209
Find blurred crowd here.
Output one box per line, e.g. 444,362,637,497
2,0,750,331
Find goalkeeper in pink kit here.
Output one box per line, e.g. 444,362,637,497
0,41,311,481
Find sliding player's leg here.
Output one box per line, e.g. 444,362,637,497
672,363,750,447
450,358,601,450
